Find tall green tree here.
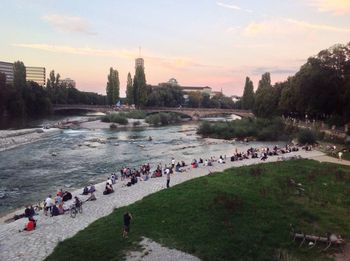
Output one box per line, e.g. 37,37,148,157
46,70,61,104
106,67,120,105
126,72,134,105
241,77,255,109
187,91,202,108
253,72,277,117
147,84,184,107
133,66,147,107
0,72,7,116
13,61,26,90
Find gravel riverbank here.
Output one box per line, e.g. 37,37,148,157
0,149,324,261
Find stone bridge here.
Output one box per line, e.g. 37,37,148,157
53,104,253,119
143,107,253,119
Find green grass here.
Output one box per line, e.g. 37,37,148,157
47,160,350,261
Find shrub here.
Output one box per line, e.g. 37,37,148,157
102,112,128,125
197,117,287,141
297,129,316,144
125,110,146,119
145,114,161,125
101,115,110,123
197,121,212,136
110,123,117,129
145,112,182,126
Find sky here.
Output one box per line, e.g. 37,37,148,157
0,0,349,96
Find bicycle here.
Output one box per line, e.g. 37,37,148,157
69,202,83,218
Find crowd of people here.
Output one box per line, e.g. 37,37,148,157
16,143,307,232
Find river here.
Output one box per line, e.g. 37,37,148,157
0,114,284,217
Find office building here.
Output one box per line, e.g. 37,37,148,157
26,66,46,86
0,61,46,86
0,61,14,83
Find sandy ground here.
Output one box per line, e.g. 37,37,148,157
0,149,327,261
0,128,61,152
312,155,350,166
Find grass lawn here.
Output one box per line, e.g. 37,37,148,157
47,160,350,261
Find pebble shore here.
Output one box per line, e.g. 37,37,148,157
0,149,324,261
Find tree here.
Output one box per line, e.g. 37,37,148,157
0,72,7,115
187,91,202,108
133,66,147,107
13,61,26,90
147,84,184,107
126,72,133,105
241,77,255,109
46,70,61,104
201,93,211,108
106,67,120,105
253,73,278,117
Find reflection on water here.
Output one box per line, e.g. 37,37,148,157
0,117,282,217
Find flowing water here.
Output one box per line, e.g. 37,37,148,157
0,114,284,217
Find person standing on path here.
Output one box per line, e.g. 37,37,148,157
123,211,133,238
165,167,171,188
44,195,53,216
338,151,343,161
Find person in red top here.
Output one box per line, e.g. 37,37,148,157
20,217,36,232
57,189,63,197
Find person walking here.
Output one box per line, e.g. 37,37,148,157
123,211,133,238
166,168,170,188
338,151,343,161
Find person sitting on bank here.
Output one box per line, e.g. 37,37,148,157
58,204,65,214
82,186,89,195
20,217,36,232
51,205,60,217
175,162,183,172
89,184,96,193
62,191,72,202
103,183,114,195
24,205,35,218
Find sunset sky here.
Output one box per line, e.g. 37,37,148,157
1,0,349,96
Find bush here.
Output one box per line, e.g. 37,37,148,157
297,129,316,144
145,112,182,126
197,117,288,141
102,113,128,125
145,114,161,125
101,115,110,123
124,110,146,119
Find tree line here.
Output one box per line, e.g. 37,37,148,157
0,61,106,118
109,64,236,109
240,42,350,124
